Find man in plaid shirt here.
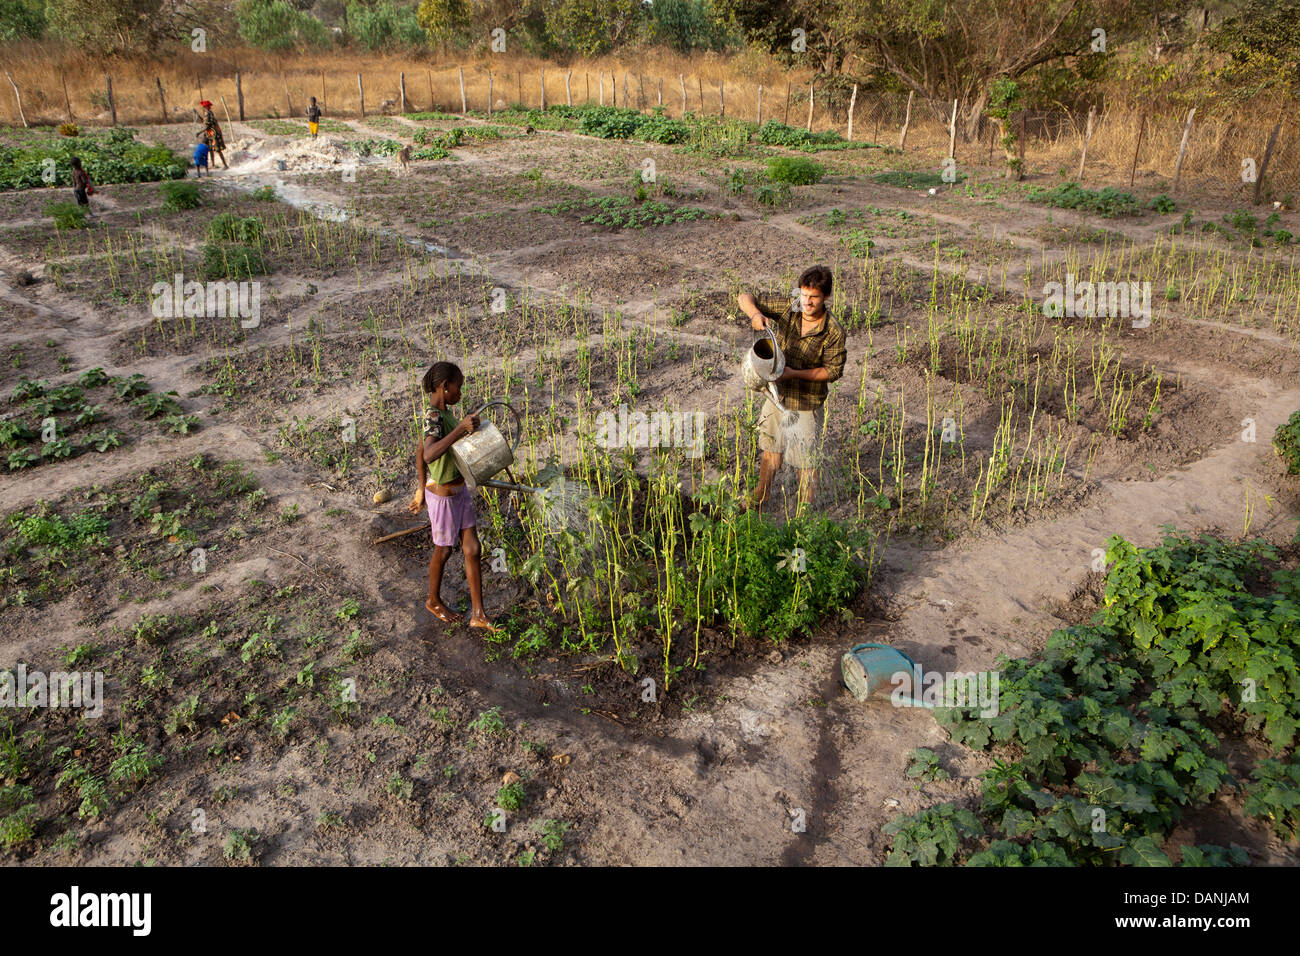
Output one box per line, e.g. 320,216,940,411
736,265,847,511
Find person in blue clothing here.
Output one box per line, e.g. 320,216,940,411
193,135,210,178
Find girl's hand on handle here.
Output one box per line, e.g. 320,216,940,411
456,414,480,437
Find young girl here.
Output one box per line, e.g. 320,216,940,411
407,362,497,632
69,157,94,219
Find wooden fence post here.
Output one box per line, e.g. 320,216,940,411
283,73,293,117
1077,105,1096,181
784,83,790,125
948,99,958,160
487,72,493,117
63,74,74,123
566,70,572,107
399,72,406,114
1172,106,1196,195
599,72,604,106
1128,111,1146,188
806,81,814,131
846,83,857,141
321,72,326,113
540,68,546,110
155,77,167,123
358,73,365,117
899,90,914,150
427,70,433,107
638,73,645,109
1017,109,1026,172
756,84,762,125
697,76,703,113
720,79,725,117
657,76,662,107
1254,119,1283,205
584,72,589,104
516,70,521,106
236,71,244,121
105,75,116,125
623,72,629,107
5,71,26,128
460,67,467,113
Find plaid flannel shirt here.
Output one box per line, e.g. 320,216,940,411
753,294,847,411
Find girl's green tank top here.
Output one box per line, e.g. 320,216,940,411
425,408,461,485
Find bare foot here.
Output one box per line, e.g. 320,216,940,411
426,601,460,624
467,614,499,634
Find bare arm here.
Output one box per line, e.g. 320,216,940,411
736,293,769,330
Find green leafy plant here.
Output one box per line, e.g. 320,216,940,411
44,202,87,230
468,706,506,736
1273,410,1300,475
766,156,824,186
160,180,201,211
496,780,526,812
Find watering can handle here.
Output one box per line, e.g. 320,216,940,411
470,401,523,456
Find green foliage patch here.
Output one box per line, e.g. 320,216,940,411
884,530,1300,865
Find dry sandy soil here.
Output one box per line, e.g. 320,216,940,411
1,112,1298,866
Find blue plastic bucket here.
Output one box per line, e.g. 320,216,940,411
841,642,917,702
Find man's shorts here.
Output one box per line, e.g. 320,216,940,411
758,399,826,469
308,121,319,135
426,483,476,547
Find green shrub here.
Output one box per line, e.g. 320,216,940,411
160,180,201,211
0,129,186,191
207,213,264,244
887,530,1300,866
1147,193,1176,213
1273,411,1300,475
720,512,866,642
1027,182,1140,217
44,202,86,230
767,156,824,186
201,242,266,280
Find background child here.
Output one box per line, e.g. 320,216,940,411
193,135,210,177
69,157,93,219
407,362,497,632
306,97,322,139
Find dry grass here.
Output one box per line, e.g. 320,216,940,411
0,42,1295,202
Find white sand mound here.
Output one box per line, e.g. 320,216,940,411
228,134,374,176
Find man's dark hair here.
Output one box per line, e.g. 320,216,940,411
422,361,462,393
798,265,832,297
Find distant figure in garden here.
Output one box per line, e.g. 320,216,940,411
199,100,228,169
736,265,847,512
69,156,94,219
408,361,497,633
306,97,322,139
193,135,210,178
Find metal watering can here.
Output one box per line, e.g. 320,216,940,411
841,642,927,704
741,325,795,422
450,401,541,494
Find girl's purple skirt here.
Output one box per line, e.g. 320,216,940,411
426,483,476,547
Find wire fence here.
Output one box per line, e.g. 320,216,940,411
2,60,1294,204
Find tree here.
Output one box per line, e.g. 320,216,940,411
416,0,470,48
0,0,46,41
836,0,1149,140
1207,0,1300,100
348,0,426,49
44,0,166,53
543,0,644,57
235,0,332,50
